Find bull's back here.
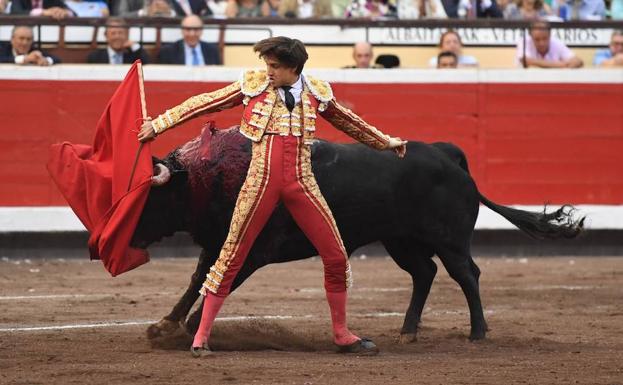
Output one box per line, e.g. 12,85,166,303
310,140,480,243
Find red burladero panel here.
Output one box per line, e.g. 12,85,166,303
0,80,621,206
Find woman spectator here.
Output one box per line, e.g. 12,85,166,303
428,30,478,67
503,0,551,20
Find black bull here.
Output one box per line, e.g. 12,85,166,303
132,127,583,342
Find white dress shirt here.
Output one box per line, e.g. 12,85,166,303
277,75,303,106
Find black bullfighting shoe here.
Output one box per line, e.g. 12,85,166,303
336,338,379,355
190,343,213,358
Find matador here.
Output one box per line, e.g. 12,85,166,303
138,36,407,357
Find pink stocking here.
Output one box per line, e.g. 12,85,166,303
192,293,226,348
325,290,360,346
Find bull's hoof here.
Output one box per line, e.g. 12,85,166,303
337,338,379,356
398,333,417,344
146,318,184,340
468,330,486,341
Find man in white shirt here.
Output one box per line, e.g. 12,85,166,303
516,21,583,68
0,26,60,65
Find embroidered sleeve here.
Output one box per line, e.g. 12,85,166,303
152,81,244,135
320,99,390,150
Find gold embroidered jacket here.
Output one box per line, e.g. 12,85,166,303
151,70,391,150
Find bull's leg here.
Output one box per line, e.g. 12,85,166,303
146,249,211,339
469,257,489,332
437,248,487,340
382,238,436,344
185,261,260,334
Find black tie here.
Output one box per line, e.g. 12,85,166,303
282,86,295,112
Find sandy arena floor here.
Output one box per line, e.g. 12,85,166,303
1,255,622,385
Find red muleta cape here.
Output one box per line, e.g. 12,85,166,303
47,61,152,276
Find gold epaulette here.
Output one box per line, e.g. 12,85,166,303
303,75,333,103
240,69,270,97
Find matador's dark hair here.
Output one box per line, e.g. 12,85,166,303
253,36,308,75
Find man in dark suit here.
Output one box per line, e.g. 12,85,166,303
10,0,74,19
158,15,221,65
86,18,151,64
0,26,61,65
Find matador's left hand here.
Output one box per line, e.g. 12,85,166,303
387,137,407,158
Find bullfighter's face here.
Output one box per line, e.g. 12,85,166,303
264,55,298,88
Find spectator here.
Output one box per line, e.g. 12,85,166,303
516,21,582,68
0,25,61,65
437,50,458,68
65,0,109,16
0,0,8,12
10,0,74,19
611,0,623,19
224,0,261,17
496,0,513,13
345,0,396,18
332,0,350,16
593,30,623,67
504,0,551,19
116,0,211,17
86,18,150,64
375,54,400,68
428,30,478,67
398,0,448,18
206,0,228,16
343,41,375,68
261,0,280,16
158,15,221,65
438,0,503,17
278,0,332,17
552,0,605,20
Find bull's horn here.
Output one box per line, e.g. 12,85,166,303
151,163,171,186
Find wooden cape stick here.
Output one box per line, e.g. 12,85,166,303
127,61,148,193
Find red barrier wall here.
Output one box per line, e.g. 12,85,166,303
1,78,622,206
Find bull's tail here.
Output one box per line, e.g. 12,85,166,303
478,194,585,240
434,141,585,239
